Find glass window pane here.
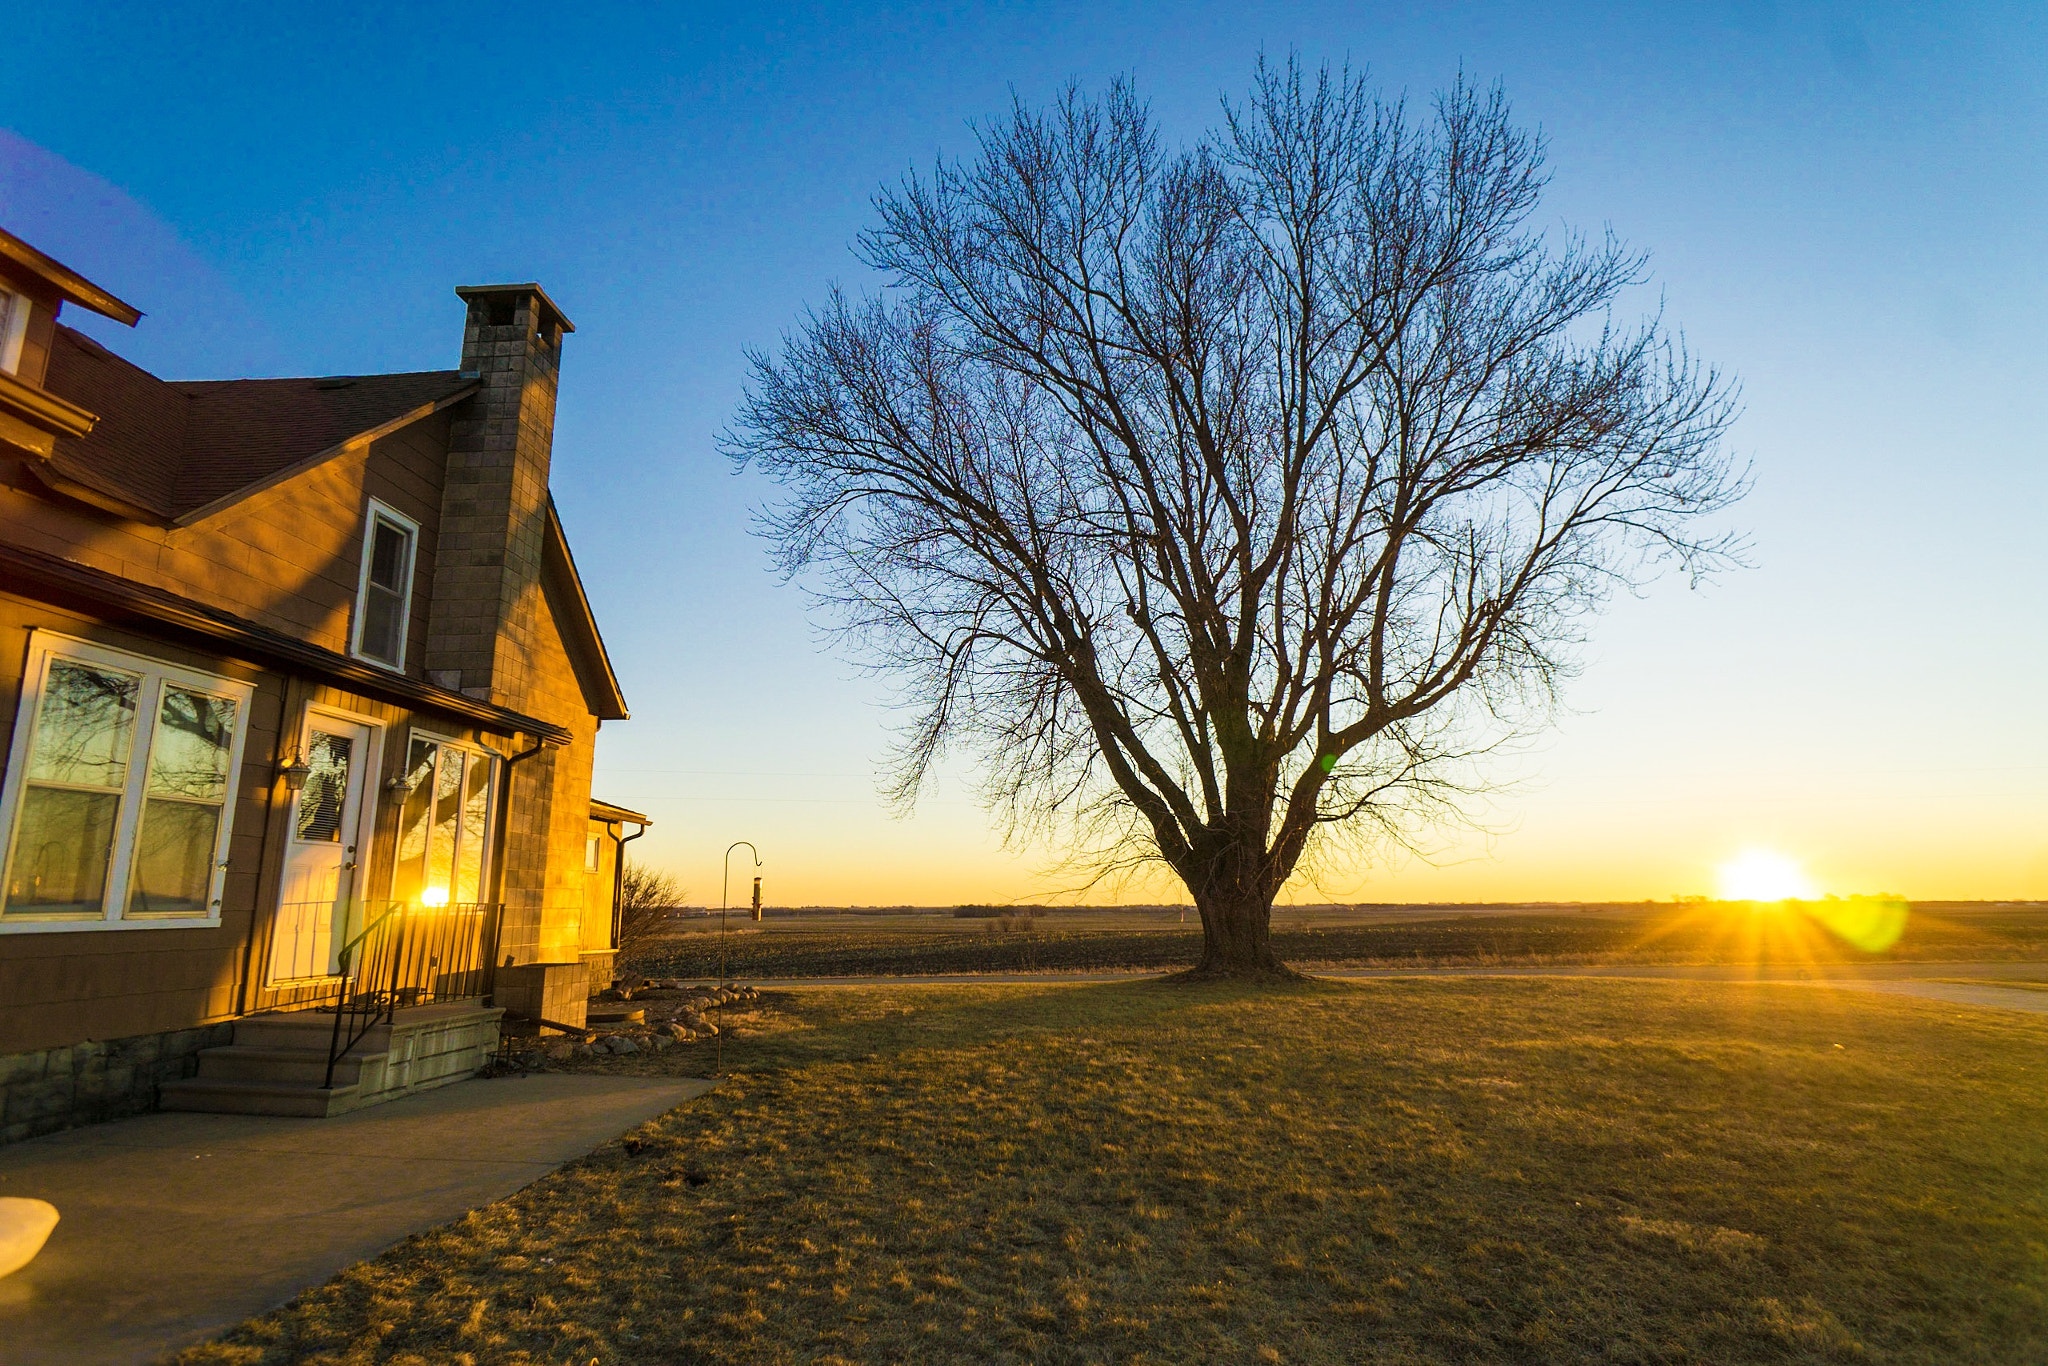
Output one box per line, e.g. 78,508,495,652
455,750,491,903
27,660,139,789
148,688,237,800
426,748,461,900
369,519,411,592
360,585,404,664
392,737,437,902
128,798,220,915
294,730,354,842
4,787,120,915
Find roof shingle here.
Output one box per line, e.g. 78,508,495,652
39,325,474,521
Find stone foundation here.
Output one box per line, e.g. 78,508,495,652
0,1023,235,1145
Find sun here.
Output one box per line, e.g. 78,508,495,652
1717,849,1817,902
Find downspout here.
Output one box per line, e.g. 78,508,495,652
485,732,552,992
610,819,648,950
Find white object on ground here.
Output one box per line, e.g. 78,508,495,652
0,1197,59,1278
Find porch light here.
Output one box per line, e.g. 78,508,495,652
419,887,451,908
278,757,313,793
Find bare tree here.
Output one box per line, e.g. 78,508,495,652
730,60,1743,979
617,862,685,954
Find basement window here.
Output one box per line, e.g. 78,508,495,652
351,500,418,670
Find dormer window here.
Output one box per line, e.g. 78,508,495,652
0,288,28,375
351,500,418,670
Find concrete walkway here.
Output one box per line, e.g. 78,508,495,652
0,1071,713,1365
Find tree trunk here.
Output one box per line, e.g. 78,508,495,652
1186,888,1298,981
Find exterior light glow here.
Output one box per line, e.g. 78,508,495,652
419,887,451,908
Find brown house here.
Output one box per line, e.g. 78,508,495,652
0,225,648,1139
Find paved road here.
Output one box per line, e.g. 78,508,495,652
683,962,2048,1015
0,1072,713,1365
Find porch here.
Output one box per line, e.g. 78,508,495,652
165,898,511,1118
159,1000,503,1118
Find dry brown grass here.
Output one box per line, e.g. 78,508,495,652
176,978,2048,1364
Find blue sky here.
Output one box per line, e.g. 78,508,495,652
6,2,2045,903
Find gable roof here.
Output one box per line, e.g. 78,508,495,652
542,496,630,721
36,324,476,523
0,227,142,324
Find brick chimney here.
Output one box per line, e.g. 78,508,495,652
425,283,574,709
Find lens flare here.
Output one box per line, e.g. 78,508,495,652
1807,897,1909,953
1717,849,1815,902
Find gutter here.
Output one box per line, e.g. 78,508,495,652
0,540,571,744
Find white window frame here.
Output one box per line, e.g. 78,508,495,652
348,499,419,672
390,729,501,907
0,288,29,376
0,631,255,934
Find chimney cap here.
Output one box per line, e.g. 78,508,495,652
454,282,576,335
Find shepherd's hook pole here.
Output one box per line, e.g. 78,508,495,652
717,841,760,1075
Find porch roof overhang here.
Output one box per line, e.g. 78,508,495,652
590,798,650,826
0,541,573,745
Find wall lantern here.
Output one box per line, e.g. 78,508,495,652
278,757,312,794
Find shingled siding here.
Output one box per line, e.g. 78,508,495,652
0,277,623,1112
0,598,281,1056
0,414,452,671
482,586,601,969
0,596,527,1052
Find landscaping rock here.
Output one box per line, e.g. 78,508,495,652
610,1036,641,1056
546,1042,577,1061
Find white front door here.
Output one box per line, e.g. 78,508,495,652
268,711,376,983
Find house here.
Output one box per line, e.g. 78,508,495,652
0,225,648,1139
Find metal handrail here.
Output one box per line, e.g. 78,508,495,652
321,900,504,1088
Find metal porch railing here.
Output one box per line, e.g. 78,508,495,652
322,900,504,1088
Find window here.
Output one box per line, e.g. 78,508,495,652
585,834,601,874
350,501,417,670
0,289,28,376
0,633,253,930
390,732,496,906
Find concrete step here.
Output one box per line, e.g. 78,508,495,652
230,1012,393,1053
194,1045,378,1088
158,1077,362,1118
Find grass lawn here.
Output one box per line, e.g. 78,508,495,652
179,978,2048,1365
628,904,2048,979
